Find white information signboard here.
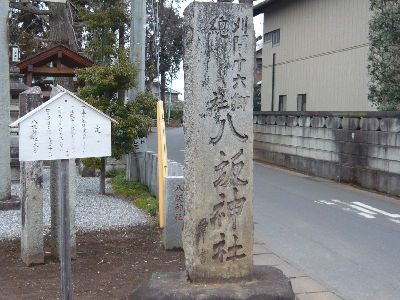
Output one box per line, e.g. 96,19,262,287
10,90,116,162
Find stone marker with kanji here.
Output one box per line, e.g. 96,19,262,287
132,1,294,299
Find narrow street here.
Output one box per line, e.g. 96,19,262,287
151,127,400,300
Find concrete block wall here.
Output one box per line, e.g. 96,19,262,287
132,150,185,249
254,111,400,196
133,150,184,196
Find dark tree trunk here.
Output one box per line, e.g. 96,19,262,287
160,70,166,103
48,3,78,91
118,23,125,101
48,3,77,51
100,157,106,195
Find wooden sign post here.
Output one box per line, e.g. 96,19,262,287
60,159,72,299
10,88,116,300
157,101,168,228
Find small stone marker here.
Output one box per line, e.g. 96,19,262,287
126,137,147,182
183,1,254,280
163,176,184,249
20,87,44,266
145,151,154,188
150,153,158,196
168,161,183,176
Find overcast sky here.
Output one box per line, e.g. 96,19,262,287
171,0,264,98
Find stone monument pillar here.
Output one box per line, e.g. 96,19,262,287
0,0,11,204
19,87,45,266
183,1,254,281
132,2,294,298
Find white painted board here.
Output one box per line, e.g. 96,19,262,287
15,93,112,161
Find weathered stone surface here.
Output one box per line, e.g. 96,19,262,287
163,176,184,250
360,118,380,131
131,266,295,300
183,1,254,280
325,117,341,129
138,152,146,185
298,116,311,127
145,151,154,188
150,153,158,196
19,86,42,115
168,160,184,176
311,116,326,128
276,116,286,126
0,3,11,202
19,87,44,265
379,118,400,133
256,115,265,125
287,116,298,127
21,161,44,266
266,115,276,125
127,152,144,183
342,117,360,130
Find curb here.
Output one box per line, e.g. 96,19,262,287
253,240,345,300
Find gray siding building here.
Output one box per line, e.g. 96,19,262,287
254,0,374,112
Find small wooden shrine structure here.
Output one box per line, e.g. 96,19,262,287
17,44,93,87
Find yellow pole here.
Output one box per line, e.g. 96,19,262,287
157,101,168,228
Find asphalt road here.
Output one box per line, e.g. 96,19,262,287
149,127,400,300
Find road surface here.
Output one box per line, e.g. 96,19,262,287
149,127,400,300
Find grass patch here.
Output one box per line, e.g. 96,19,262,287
110,171,158,217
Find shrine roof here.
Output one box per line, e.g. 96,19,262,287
17,44,93,72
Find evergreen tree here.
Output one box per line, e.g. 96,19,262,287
368,0,400,110
9,2,49,58
78,1,156,193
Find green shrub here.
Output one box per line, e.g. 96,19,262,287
110,171,158,217
168,108,183,121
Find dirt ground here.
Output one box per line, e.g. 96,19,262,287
0,226,185,300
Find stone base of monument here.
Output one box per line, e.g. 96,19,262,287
132,266,295,300
0,196,21,211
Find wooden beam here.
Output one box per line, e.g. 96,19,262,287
32,67,76,77
26,72,33,87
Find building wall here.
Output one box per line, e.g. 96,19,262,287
261,0,373,111
254,111,400,196
255,49,263,84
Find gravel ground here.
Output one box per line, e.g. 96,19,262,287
0,168,149,240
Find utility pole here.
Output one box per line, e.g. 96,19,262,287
126,0,147,181
129,0,146,101
0,0,11,202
